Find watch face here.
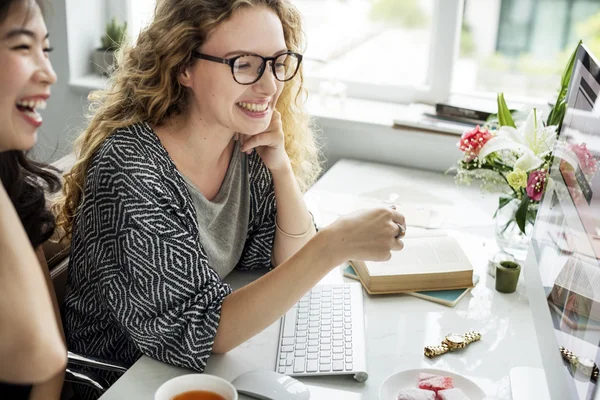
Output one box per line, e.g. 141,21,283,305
445,333,465,345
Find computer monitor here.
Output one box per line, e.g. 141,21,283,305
524,43,600,400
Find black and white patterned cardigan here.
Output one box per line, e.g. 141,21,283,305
64,122,277,380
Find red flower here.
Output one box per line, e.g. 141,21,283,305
570,143,597,175
457,126,493,160
526,170,548,201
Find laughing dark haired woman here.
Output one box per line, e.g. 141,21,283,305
0,0,65,399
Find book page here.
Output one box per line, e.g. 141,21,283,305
366,236,471,276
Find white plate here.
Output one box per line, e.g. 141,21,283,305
379,368,486,400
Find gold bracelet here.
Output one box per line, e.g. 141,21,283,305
275,213,315,238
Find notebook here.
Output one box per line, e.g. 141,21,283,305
342,264,474,307
349,235,474,293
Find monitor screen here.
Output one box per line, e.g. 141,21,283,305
525,43,600,400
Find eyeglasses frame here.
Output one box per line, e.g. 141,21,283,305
191,50,303,85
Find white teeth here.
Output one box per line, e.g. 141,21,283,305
237,101,269,112
16,99,47,111
22,109,42,122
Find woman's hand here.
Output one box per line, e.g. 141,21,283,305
239,110,290,173
323,206,406,264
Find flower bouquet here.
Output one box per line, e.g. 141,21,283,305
451,41,599,257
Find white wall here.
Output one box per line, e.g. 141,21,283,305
33,0,91,163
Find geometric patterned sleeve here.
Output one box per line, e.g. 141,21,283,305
91,137,233,372
236,151,277,271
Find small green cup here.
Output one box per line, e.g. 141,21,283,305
495,261,521,293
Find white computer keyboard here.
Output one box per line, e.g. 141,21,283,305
275,282,368,382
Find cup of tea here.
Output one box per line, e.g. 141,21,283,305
154,374,238,400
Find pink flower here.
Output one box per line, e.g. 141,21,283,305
570,143,597,174
457,126,492,160
526,170,548,201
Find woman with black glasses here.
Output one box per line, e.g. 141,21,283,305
56,1,405,397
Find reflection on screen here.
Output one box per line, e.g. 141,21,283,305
531,49,600,400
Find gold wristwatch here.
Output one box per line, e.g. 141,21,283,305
559,346,599,383
424,331,482,358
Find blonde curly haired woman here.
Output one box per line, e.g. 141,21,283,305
56,0,405,396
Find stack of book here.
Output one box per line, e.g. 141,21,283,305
344,234,476,307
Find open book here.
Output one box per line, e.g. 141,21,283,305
349,235,474,293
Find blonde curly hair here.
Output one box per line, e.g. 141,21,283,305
55,0,321,240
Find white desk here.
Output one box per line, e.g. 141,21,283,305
98,159,545,400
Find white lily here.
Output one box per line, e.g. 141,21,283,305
478,109,558,171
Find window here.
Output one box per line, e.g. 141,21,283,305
124,0,600,106
453,0,600,103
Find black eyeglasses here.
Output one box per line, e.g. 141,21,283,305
192,51,303,85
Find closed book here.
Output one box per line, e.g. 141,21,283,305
342,264,474,307
435,103,493,122
349,235,474,293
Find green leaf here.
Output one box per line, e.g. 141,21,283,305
497,93,516,128
493,196,514,218
547,40,581,127
515,195,531,234
561,40,581,89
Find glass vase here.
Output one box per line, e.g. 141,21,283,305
494,198,536,260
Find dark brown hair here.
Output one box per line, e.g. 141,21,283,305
0,0,59,249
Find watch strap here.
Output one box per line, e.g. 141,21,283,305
424,343,449,358
463,331,482,345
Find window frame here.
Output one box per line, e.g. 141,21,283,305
122,0,464,105
302,0,464,104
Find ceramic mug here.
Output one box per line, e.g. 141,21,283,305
154,374,238,400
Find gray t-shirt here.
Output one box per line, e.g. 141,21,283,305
182,140,250,279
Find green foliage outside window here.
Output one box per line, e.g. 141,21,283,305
576,11,600,63
369,0,428,29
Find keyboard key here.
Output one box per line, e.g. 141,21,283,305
333,354,343,360
319,363,331,372
279,367,286,374
333,321,343,328
279,359,286,366
296,343,306,350
346,363,353,371
280,353,287,359
282,309,297,338
345,330,352,336
309,321,319,328
297,324,307,331
321,331,331,338
281,346,294,352
308,334,318,340
320,358,331,365
333,347,344,354
307,346,319,353
320,337,331,344
345,323,352,329
298,312,308,319
309,327,319,334
321,344,331,351
320,351,331,358
346,356,353,363
308,339,319,346
333,361,344,371
307,353,318,360
333,340,343,347
297,331,307,337
345,349,353,356
286,358,293,366
345,342,352,349
307,360,318,372
333,316,343,322
333,334,343,341
282,338,294,346
294,357,306,373
333,328,343,334
309,315,319,321
295,349,306,357
296,337,307,344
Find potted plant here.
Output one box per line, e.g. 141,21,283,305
92,17,127,77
